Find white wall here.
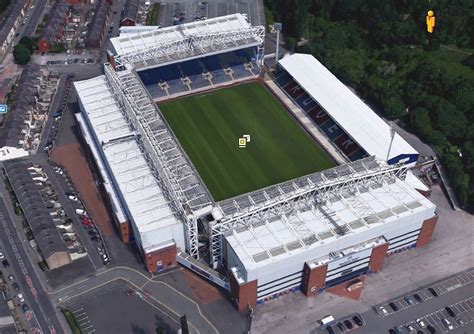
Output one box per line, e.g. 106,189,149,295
243,206,435,286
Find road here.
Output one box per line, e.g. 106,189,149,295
0,195,62,333
49,266,219,334
20,0,47,38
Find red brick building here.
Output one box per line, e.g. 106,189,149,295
37,0,69,53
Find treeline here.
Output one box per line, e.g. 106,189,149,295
266,0,474,211
0,0,12,15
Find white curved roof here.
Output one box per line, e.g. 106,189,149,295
278,53,418,165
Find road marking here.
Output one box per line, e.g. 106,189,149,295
72,307,84,314
51,266,218,333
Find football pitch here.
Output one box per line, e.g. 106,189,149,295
159,82,335,201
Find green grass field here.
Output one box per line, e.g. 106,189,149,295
160,82,335,201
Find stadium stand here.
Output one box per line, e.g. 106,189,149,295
136,47,260,98
273,69,370,161
278,53,418,165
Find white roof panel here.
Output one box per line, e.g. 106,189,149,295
75,76,181,250
225,178,435,270
278,54,418,164
111,13,252,57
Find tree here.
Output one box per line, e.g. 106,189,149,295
431,98,467,140
285,37,297,51
13,44,30,65
19,36,34,52
461,54,474,69
382,94,406,119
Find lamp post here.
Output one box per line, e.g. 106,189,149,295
386,125,396,162
273,22,283,64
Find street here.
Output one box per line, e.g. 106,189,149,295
0,196,62,333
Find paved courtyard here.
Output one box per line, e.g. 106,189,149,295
251,185,474,333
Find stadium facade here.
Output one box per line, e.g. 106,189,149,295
73,14,438,311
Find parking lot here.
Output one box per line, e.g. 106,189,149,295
403,296,474,333
64,281,179,334
68,305,96,334
158,0,265,27
376,270,474,318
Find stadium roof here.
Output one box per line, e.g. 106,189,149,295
110,13,264,70
278,53,418,165
74,76,181,249
225,176,435,271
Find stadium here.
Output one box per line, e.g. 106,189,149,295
74,14,438,311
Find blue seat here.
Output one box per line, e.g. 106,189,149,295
138,64,180,85
202,55,222,72
348,148,369,161
179,60,203,77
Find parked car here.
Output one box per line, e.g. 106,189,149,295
326,326,335,334
379,306,388,315
416,318,426,328
389,330,397,334
427,325,436,333
22,304,29,313
343,320,353,330
413,293,422,302
12,283,20,292
90,236,100,242
2,260,9,268
17,293,24,303
336,322,344,331
0,252,4,259
88,230,98,236
428,287,438,297
406,324,415,332
7,274,14,281
352,315,363,326
404,296,414,305
456,318,465,326
389,302,398,311
445,306,456,317
442,318,453,330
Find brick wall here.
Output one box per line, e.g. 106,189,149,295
144,244,177,272
368,242,389,273
119,221,130,243
416,215,439,248
301,263,328,297
229,273,257,312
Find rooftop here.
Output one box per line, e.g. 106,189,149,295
74,75,183,249
4,161,69,259
110,13,264,70
278,53,418,164
225,175,435,270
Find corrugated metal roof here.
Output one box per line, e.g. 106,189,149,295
74,76,182,250
225,177,435,269
110,13,252,57
278,53,418,164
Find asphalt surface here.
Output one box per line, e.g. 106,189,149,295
0,195,62,333
51,266,220,334
21,0,47,38
349,283,474,334
158,0,265,27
